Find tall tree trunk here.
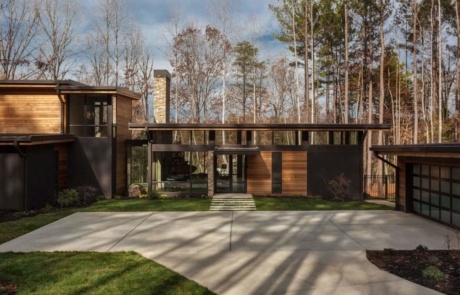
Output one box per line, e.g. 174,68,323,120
344,2,349,123
413,0,419,143
437,0,443,143
455,0,460,141
304,0,310,123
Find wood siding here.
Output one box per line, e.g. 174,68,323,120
247,151,272,195
282,151,307,195
247,151,307,196
115,96,132,194
0,94,61,133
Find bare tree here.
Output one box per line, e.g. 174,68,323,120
34,0,80,80
0,0,38,79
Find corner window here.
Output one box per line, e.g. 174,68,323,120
69,95,109,137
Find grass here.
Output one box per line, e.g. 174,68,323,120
0,210,76,244
83,198,212,212
254,197,392,211
0,251,214,295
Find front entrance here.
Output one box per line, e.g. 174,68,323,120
215,154,246,193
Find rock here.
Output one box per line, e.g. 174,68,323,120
129,184,141,198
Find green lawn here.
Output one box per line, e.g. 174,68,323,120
83,198,211,212
0,251,214,295
0,210,76,244
254,197,392,211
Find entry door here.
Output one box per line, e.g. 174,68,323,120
215,154,246,193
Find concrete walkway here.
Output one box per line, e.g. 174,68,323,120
0,211,451,295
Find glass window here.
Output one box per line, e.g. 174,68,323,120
453,198,460,211
430,207,439,220
413,165,421,174
431,179,439,191
440,167,450,179
441,181,450,194
453,168,460,180
453,213,460,227
272,152,282,194
413,177,420,187
441,195,451,208
422,203,430,216
413,189,420,200
431,166,439,178
69,94,109,137
422,177,430,189
413,201,420,213
453,183,460,196
430,193,440,206
441,210,450,223
421,190,429,203
422,165,430,176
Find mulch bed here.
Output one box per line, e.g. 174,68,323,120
367,249,460,295
0,280,17,295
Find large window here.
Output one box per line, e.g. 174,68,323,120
412,164,460,227
69,95,109,137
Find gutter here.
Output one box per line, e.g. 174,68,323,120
56,83,65,134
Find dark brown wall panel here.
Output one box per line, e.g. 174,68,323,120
115,96,132,194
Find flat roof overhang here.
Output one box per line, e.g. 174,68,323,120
129,123,391,132
371,144,460,154
0,134,75,146
214,146,260,155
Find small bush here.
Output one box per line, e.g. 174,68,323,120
41,203,54,212
422,265,446,282
57,189,79,208
415,245,429,252
324,173,352,201
75,185,98,205
148,191,160,199
383,248,396,255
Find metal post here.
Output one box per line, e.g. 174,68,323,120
147,141,152,196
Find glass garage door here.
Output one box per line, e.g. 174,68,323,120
412,164,460,226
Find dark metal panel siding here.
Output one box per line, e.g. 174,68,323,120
0,150,24,210
307,145,363,200
68,138,112,198
27,145,58,210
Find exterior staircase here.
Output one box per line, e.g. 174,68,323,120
209,193,257,211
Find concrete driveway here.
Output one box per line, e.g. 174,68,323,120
0,210,451,295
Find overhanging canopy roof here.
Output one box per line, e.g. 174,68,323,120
0,134,75,146
129,123,391,132
214,146,260,155
371,144,460,154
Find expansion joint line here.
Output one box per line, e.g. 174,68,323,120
329,219,366,250
229,211,234,252
107,212,155,252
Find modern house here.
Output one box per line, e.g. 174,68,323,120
128,71,391,200
371,144,460,227
0,80,140,210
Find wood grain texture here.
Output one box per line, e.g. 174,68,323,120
247,151,272,195
0,94,61,133
282,151,307,195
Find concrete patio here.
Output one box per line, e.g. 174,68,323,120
0,210,452,295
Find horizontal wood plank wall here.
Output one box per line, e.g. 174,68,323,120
115,96,132,194
0,94,61,133
282,151,307,195
247,151,272,195
55,144,68,189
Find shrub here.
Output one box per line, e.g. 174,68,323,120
57,189,79,208
422,266,446,282
325,173,352,202
148,191,160,199
75,185,98,205
415,244,429,252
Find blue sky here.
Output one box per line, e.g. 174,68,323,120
82,0,286,71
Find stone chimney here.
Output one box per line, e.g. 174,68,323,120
153,70,171,123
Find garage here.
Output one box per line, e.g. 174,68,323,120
371,144,460,227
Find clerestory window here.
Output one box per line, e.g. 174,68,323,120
69,94,109,137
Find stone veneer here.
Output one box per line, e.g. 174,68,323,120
153,70,171,123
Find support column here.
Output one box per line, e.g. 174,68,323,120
208,151,214,197
147,141,152,196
